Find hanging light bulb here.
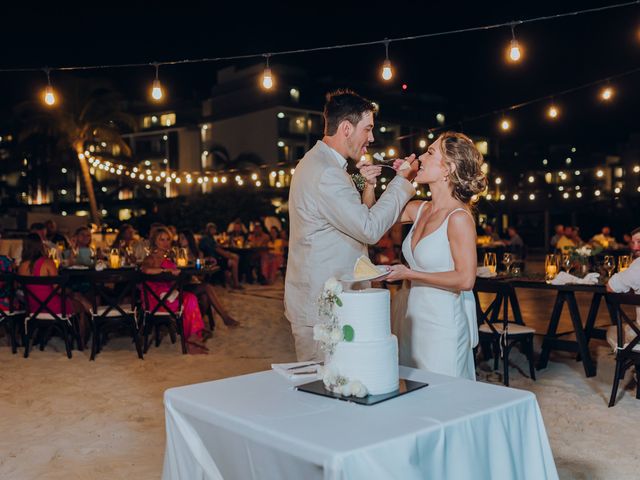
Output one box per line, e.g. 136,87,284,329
547,104,559,119
381,39,393,81
262,54,274,90
507,24,522,62
500,117,511,131
151,63,163,101
42,68,56,106
600,85,614,101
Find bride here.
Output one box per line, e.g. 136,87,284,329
384,132,487,380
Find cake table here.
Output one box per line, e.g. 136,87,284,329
162,366,558,480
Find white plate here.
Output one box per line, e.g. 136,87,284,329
340,265,389,283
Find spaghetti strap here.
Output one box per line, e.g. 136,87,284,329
445,207,473,222
414,201,429,224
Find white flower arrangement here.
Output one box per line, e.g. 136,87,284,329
318,366,368,398
575,246,593,257
313,277,344,356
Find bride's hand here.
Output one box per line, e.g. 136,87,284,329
383,264,412,282
356,160,382,186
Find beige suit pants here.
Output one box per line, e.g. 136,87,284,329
290,323,323,362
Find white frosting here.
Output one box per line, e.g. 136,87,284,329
328,288,399,395
331,337,399,395
336,289,390,341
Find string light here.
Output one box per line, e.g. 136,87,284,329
151,63,163,101
500,117,511,131
42,69,56,106
507,24,522,62
600,85,614,101
381,39,393,81
547,104,559,119
261,54,274,90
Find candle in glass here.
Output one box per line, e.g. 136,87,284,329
109,248,121,269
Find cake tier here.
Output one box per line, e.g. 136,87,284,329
336,288,390,342
328,335,399,395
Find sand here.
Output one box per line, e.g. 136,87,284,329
0,281,639,479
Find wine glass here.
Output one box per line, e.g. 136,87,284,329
561,253,572,273
603,255,615,279
502,253,514,274
483,252,497,274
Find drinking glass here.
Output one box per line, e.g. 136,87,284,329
618,255,631,272
561,253,572,273
603,255,615,278
176,247,188,267
502,253,514,274
545,254,559,283
483,252,497,274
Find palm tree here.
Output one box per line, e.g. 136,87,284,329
15,78,136,224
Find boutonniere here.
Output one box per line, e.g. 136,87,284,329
351,173,366,191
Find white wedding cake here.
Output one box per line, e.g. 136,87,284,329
326,288,399,395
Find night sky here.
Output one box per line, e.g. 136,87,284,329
1,1,638,155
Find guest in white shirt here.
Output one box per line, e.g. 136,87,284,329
606,227,640,349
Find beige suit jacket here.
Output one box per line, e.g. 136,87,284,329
284,140,415,328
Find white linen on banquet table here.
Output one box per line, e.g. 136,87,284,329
162,367,558,480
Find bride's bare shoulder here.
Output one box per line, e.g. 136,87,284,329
402,200,427,223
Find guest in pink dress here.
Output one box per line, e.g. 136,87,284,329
141,227,210,352
17,234,90,343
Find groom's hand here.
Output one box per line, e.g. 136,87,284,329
356,161,382,186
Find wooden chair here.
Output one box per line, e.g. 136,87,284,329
139,272,188,354
89,270,143,361
474,278,536,386
15,274,80,358
0,272,25,354
606,292,640,407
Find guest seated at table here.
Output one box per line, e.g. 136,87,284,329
623,232,633,249
199,223,242,290
30,222,56,250
46,220,70,249
66,226,94,266
110,223,138,265
247,223,270,284
504,226,525,258
142,227,212,352
226,218,248,236
572,226,585,247
550,224,564,251
257,226,285,284
483,224,500,242
591,226,618,250
605,227,640,350
178,229,239,327
0,231,16,312
17,233,91,343
556,226,577,252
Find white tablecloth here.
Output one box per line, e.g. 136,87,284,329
162,367,558,480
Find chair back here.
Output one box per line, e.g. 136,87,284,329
606,292,640,353
90,270,140,319
0,271,18,319
15,274,71,321
139,272,185,322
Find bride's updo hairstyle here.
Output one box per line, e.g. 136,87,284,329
438,131,488,204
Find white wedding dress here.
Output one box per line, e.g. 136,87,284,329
392,202,478,380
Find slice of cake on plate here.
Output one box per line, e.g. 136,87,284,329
353,255,381,280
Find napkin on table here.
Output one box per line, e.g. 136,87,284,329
551,271,600,285
477,266,497,278
271,361,321,381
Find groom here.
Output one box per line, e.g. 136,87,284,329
285,89,418,361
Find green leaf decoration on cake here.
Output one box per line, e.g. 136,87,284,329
335,297,343,307
342,324,355,342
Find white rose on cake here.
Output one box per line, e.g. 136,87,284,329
323,277,343,296
329,327,344,343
